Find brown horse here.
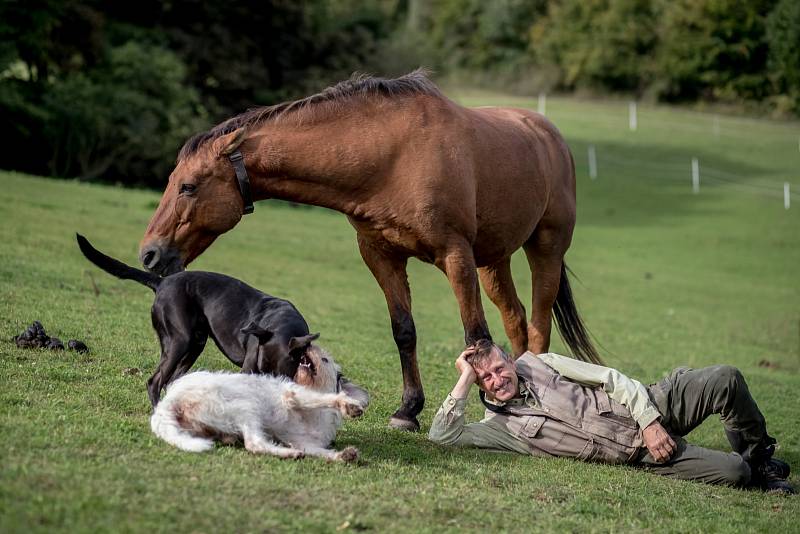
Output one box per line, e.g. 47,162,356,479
140,70,599,431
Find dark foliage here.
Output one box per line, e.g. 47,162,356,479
0,0,797,187
0,0,397,186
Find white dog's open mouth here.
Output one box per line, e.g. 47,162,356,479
298,353,315,377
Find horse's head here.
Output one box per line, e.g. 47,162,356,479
139,129,249,275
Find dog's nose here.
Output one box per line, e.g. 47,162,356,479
140,246,161,272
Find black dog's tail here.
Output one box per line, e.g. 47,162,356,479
76,234,161,291
553,263,603,365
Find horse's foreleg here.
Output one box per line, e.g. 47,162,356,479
357,237,423,432
523,228,567,354
478,258,528,357
439,241,491,345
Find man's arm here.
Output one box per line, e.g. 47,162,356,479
536,352,676,462
428,352,488,446
428,353,530,454
428,357,479,445
536,353,660,428
450,354,477,399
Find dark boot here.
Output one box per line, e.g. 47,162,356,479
751,460,795,495
727,430,793,493
725,430,780,465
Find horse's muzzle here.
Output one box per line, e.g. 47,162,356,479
139,244,184,276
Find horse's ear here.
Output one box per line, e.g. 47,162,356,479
219,128,248,156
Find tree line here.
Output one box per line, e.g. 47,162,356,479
1,0,797,187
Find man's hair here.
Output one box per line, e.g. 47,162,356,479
463,339,509,369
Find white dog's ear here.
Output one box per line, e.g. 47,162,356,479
288,332,320,353
339,378,369,408
241,322,274,344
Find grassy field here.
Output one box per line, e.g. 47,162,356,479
1,94,799,532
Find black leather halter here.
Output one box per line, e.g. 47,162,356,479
228,150,254,215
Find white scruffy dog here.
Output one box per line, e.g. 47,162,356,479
150,344,369,462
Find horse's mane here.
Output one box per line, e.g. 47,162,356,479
178,68,441,161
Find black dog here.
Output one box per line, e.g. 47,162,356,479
77,234,318,407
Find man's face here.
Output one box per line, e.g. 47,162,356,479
473,350,518,402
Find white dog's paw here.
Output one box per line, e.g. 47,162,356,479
337,395,365,418
279,448,305,460
282,390,299,409
334,446,359,463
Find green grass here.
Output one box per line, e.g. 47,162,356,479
1,93,799,532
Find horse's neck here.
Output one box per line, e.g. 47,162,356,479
246,106,400,216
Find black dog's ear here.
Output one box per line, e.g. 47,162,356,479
288,332,320,353
241,322,274,344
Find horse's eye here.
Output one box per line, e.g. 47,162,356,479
180,183,197,194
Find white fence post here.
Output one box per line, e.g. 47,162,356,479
629,101,637,131
692,158,700,194
538,93,546,115
785,183,791,210
588,145,597,180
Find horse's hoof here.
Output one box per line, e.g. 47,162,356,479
388,416,420,432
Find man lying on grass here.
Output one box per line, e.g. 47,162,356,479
429,340,793,494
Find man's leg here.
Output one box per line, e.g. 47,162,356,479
639,437,750,487
647,365,792,493
648,365,772,455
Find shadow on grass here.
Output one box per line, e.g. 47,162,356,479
337,421,798,493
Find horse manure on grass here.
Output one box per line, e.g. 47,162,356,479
68,339,89,353
46,337,65,350
13,321,88,353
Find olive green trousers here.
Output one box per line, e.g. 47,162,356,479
638,365,773,486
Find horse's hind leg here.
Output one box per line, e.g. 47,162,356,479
478,258,528,356
356,236,423,431
522,226,570,354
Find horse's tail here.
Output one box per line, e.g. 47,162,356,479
76,233,161,291
150,400,214,453
553,263,602,365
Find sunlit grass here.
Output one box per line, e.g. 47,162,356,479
1,92,798,531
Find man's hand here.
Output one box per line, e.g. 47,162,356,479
455,349,477,382
642,420,676,463
449,349,478,400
